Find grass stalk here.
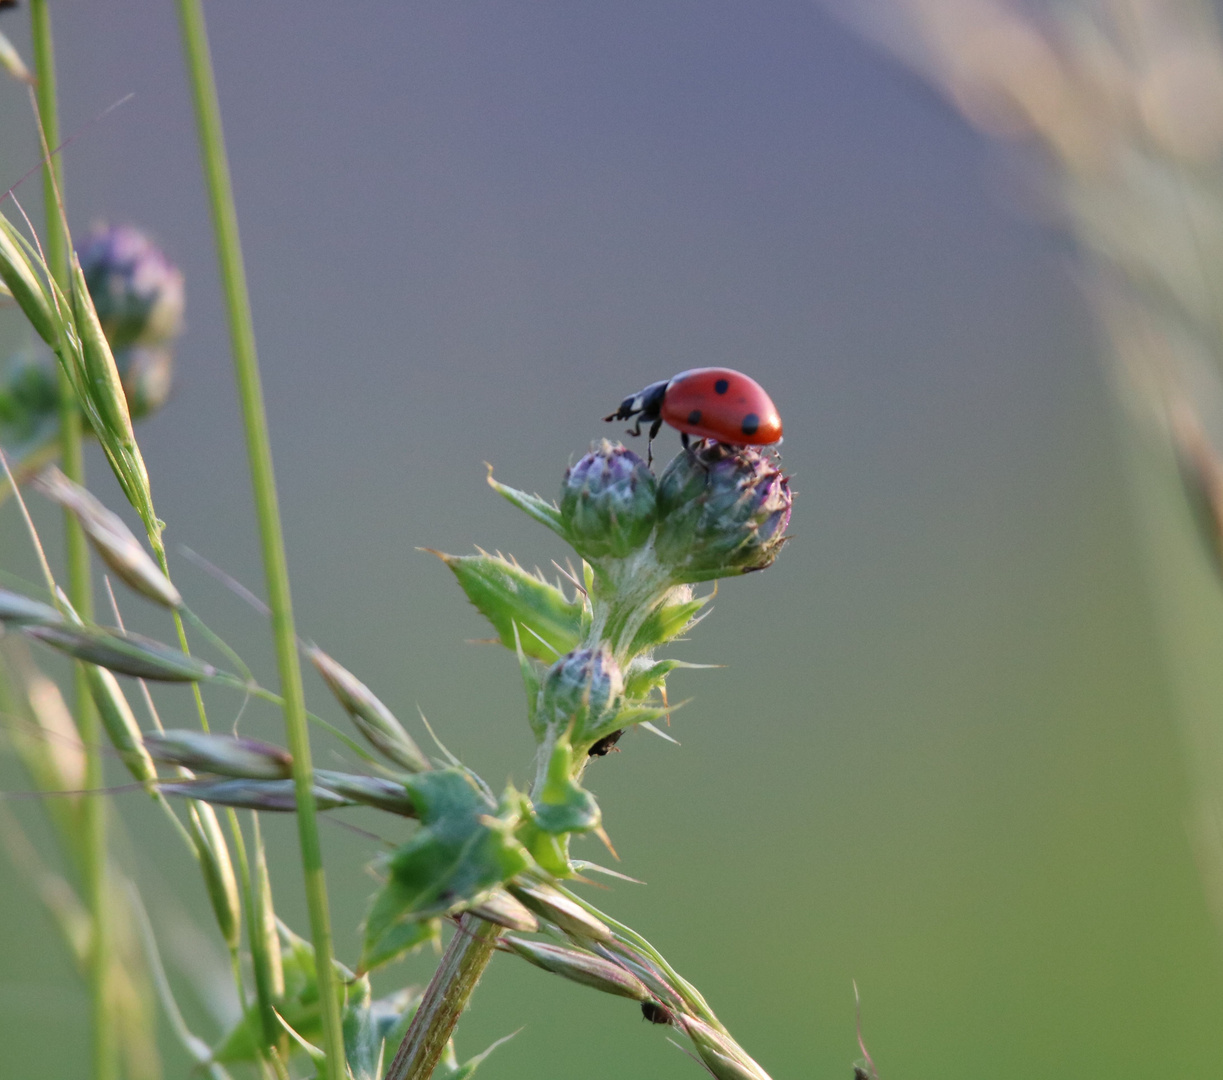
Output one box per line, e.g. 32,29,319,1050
383,916,503,1080
173,3,345,1077
27,5,113,1079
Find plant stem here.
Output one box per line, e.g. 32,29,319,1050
173,4,345,1077
28,5,112,1079
384,916,503,1080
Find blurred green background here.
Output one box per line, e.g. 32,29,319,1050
2,2,1222,1077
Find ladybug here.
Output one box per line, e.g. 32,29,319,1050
604,367,783,463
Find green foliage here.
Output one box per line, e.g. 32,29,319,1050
360,769,530,972
213,922,353,1064
436,549,585,661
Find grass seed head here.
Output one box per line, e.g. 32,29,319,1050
507,881,614,943
143,729,292,780
0,587,63,626
34,466,182,609
503,936,651,1001
308,647,430,772
24,623,215,681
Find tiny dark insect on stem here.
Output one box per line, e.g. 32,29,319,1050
640,1001,675,1025
587,729,624,757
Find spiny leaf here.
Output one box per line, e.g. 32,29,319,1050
431,549,583,661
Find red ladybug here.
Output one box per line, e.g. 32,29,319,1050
604,367,783,463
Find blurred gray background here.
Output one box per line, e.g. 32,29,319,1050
1,2,1220,1077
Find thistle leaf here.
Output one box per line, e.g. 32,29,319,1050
486,468,566,537
359,769,529,972
433,549,582,661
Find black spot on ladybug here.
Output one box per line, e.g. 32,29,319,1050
741,413,760,437
687,409,702,425
714,378,729,394
588,730,624,757
641,1001,674,1025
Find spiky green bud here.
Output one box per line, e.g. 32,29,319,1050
539,646,623,737
654,442,792,583
560,440,657,560
77,224,184,350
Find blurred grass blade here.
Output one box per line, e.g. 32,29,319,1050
249,815,284,1053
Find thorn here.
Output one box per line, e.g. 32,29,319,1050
595,824,620,861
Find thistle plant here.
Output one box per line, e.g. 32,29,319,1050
1,434,792,1079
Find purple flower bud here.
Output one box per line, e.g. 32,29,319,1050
654,442,792,583
560,440,657,560
77,224,184,350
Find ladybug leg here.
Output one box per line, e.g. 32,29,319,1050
646,416,664,467
680,431,711,476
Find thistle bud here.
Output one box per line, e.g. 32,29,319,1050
113,345,174,420
503,936,650,1001
560,441,657,560
654,442,792,583
143,730,292,780
539,646,623,737
77,224,184,350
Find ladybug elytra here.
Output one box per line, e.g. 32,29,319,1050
604,367,783,463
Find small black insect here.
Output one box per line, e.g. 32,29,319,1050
641,1001,675,1025
587,729,624,757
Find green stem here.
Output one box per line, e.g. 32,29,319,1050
383,916,503,1080
173,4,345,1077
28,6,112,1079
